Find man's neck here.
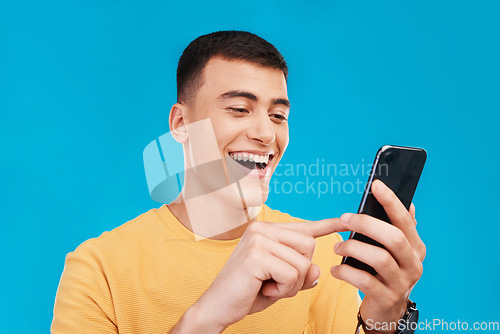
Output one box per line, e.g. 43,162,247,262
167,186,262,240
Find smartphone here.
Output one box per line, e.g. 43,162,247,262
341,145,427,275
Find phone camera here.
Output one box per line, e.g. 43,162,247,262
384,152,394,162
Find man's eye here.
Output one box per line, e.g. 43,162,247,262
228,107,249,113
271,114,288,123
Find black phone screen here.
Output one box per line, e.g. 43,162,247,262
341,145,427,275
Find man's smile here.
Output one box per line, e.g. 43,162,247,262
228,151,275,171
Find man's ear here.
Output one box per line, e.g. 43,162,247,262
169,103,188,143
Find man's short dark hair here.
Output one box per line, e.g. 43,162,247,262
177,30,288,104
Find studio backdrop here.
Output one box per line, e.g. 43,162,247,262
1,1,499,333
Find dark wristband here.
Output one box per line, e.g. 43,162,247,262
355,300,419,334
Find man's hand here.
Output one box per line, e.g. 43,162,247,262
172,218,345,333
331,179,426,333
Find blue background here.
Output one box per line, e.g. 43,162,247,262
1,0,499,332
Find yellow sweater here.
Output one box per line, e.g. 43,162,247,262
51,205,362,334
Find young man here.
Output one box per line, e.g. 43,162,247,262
52,31,425,334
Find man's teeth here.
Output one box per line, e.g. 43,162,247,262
229,153,270,164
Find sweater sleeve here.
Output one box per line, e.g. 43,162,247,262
51,241,118,334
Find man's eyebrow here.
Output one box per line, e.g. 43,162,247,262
217,90,257,101
273,98,290,108
217,90,290,108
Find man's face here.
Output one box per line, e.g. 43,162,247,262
184,57,289,206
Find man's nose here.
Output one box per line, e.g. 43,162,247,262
246,112,276,146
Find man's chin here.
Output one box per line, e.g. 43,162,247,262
238,183,269,208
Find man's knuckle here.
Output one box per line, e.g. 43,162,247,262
387,292,401,308
291,267,300,282
419,242,427,259
377,252,393,268
248,233,266,249
403,211,414,225
246,246,263,261
283,269,299,292
306,237,316,252
358,274,373,291
414,261,424,279
299,257,311,272
390,230,407,248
